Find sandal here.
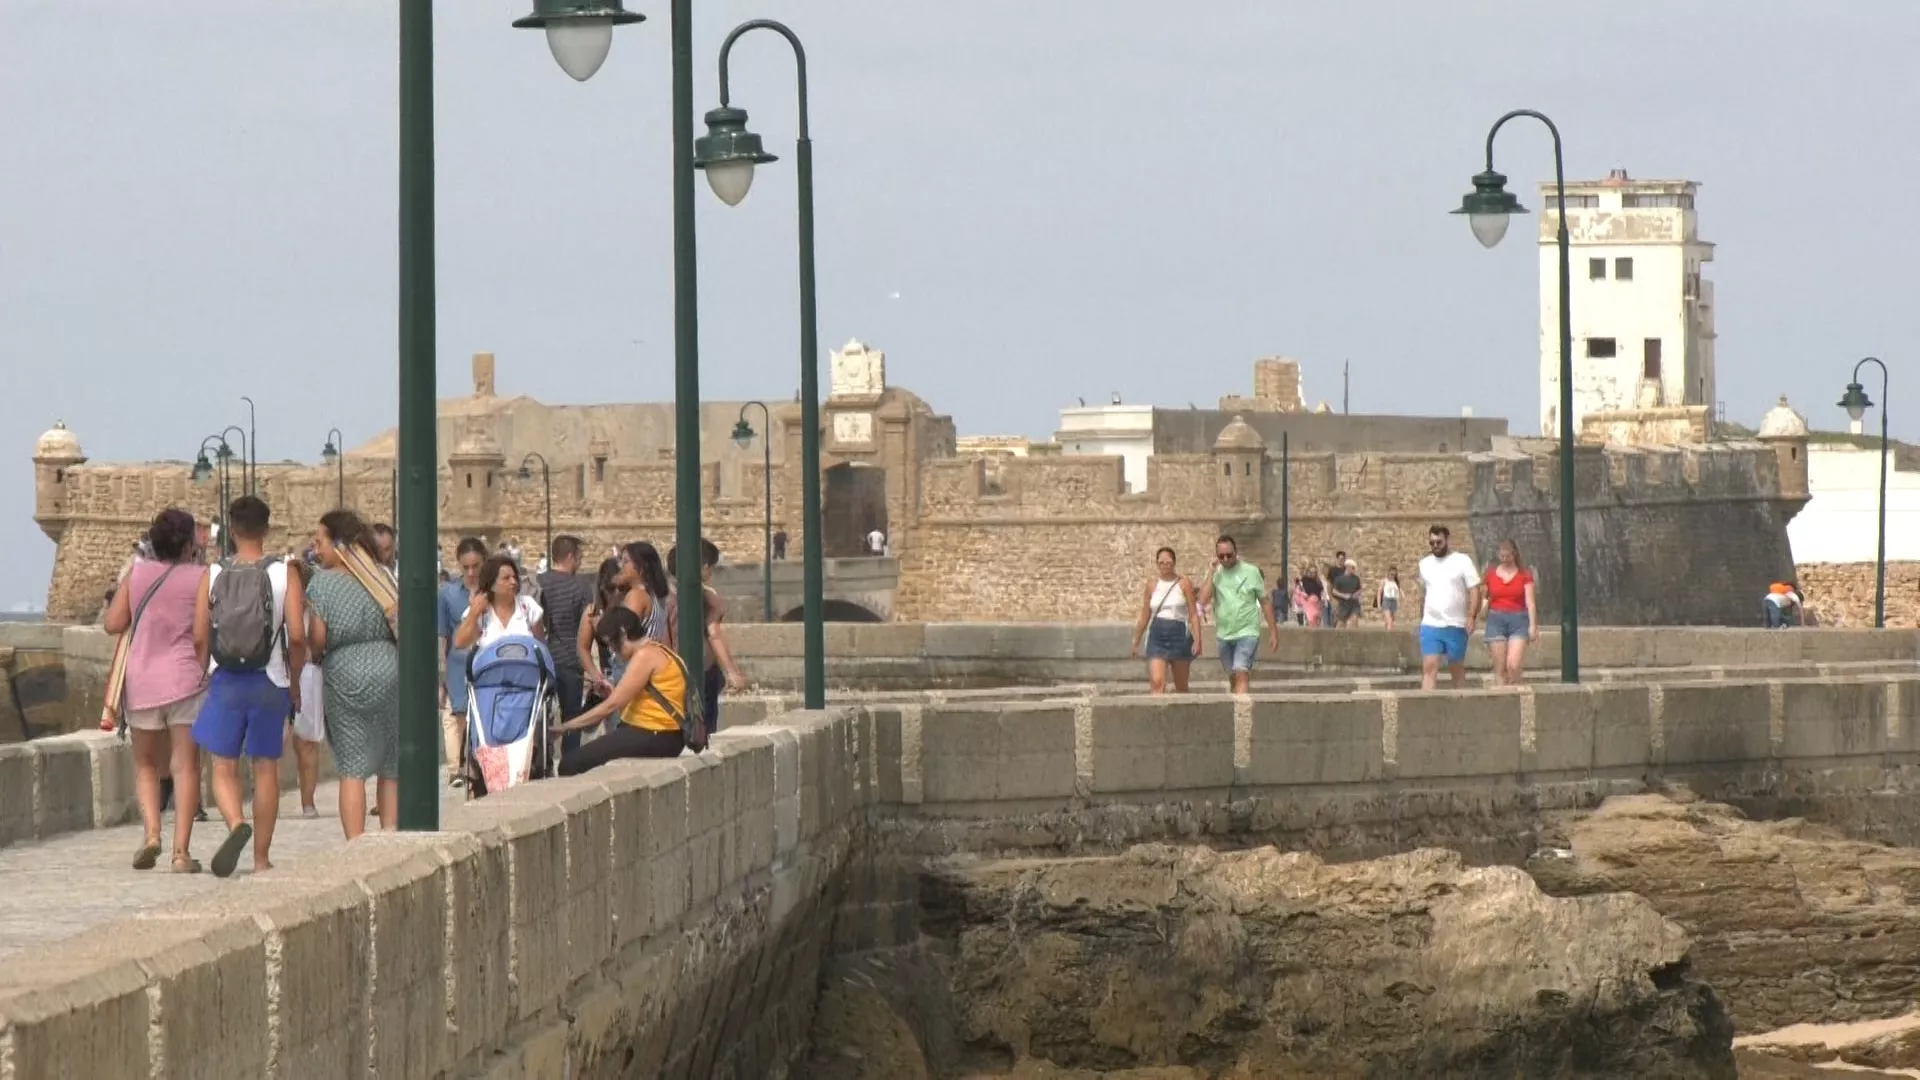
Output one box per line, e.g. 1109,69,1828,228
210,823,252,879
171,852,202,874
133,840,162,871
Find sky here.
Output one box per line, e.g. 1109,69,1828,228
3,1,1917,607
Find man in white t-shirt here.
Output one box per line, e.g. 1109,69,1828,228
1416,524,1482,690
866,527,886,556
191,495,305,876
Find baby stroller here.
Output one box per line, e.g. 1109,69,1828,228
464,635,559,798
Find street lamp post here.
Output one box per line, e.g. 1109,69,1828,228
240,396,258,496
196,435,235,554
1453,108,1579,684
396,0,440,830
695,18,825,709
515,0,708,683
321,428,345,508
1839,357,1892,629
518,453,554,568
733,403,775,622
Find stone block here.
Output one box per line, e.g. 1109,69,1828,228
83,731,136,829
334,837,452,1080
920,703,1076,804
1394,691,1524,779
258,878,374,1078
0,743,33,847
546,777,615,989
1780,679,1887,761
1088,698,1234,794
1529,685,1652,773
10,650,70,740
1245,695,1386,787
591,762,656,949
0,953,150,1079
1894,676,1920,756
923,623,997,660
1660,681,1774,766
130,916,272,1080
451,794,569,1025
30,734,94,838
870,708,904,806
848,622,925,655
682,755,724,909
643,762,692,932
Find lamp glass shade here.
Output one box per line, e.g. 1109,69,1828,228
731,419,756,450
1468,213,1512,249
706,160,756,207
216,442,234,461
191,454,214,483
547,18,613,81
518,465,534,481
321,441,339,468
1452,169,1525,250
1839,382,1873,422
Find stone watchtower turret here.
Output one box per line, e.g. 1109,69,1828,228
1756,394,1811,507
1212,415,1265,511
447,420,506,543
33,420,85,542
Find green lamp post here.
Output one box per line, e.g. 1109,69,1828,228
515,0,709,684
695,18,825,710
1454,108,1579,684
1839,358,1891,629
733,403,775,622
321,428,344,508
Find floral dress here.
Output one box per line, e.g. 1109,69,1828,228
307,568,400,779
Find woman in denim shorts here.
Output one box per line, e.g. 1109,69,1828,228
1130,547,1202,693
1481,539,1539,686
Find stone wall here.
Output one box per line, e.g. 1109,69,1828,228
1469,443,1804,626
1798,561,1920,629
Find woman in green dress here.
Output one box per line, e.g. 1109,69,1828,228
306,510,400,838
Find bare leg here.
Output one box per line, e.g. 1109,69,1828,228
376,779,400,831
250,758,279,871
1449,663,1467,690
210,756,246,830
1421,655,1440,691
168,728,201,859
1170,661,1191,693
442,710,466,783
1488,644,1508,687
1505,639,1529,686
1148,658,1168,694
1230,671,1251,694
293,737,320,811
132,728,167,846
338,777,367,840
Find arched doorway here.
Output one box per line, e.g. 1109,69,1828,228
824,462,888,557
780,600,885,623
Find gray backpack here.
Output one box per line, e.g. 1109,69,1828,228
210,557,282,672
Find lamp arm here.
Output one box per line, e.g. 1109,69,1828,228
716,19,809,139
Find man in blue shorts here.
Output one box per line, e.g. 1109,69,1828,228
1417,524,1482,690
1199,534,1279,694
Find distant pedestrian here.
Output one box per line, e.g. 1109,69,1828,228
371,523,397,571
1198,535,1279,694
104,508,208,874
452,555,546,652
1130,547,1202,694
617,542,671,644
1297,566,1325,628
865,527,886,556
772,529,788,561
668,539,749,733
286,556,326,818
305,510,400,838
538,536,595,751
1480,539,1538,686
579,556,626,709
437,538,488,788
1417,525,1481,690
1329,558,1363,628
553,608,698,773
1763,582,1802,629
1324,551,1349,628
1377,568,1402,630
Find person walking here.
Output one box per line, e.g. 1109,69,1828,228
437,537,487,788
772,529,788,561
1297,566,1325,629
190,495,300,877
104,508,208,874
553,608,698,773
1329,558,1364,628
617,542,671,644
305,510,400,838
1323,551,1349,628
1377,568,1402,630
579,556,626,707
1130,547,1202,693
1417,525,1482,690
1480,539,1539,686
285,555,326,818
667,539,749,733
1198,535,1279,694
371,523,397,572
538,535,594,751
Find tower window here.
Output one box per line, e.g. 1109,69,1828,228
593,456,607,482
1586,338,1617,359
1223,463,1231,476
1588,258,1606,280
1243,461,1251,476
1642,339,1662,379
1615,257,1633,281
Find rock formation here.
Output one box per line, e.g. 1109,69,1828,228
883,844,1735,1078
1530,793,1920,1034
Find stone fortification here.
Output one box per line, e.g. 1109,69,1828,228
1797,561,1920,629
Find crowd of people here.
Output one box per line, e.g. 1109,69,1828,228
1129,526,1543,695
99,496,746,879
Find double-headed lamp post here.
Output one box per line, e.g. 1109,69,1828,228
518,452,554,569
1453,108,1579,684
1839,357,1892,628
694,18,826,710
321,428,345,508
194,435,235,555
515,0,709,684
732,403,775,622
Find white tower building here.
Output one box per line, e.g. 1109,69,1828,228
1539,169,1716,437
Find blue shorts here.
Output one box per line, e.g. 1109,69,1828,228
445,648,472,714
192,668,291,760
1218,636,1259,674
1485,610,1531,643
1419,625,1470,666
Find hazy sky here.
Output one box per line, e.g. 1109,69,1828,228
4,2,1916,605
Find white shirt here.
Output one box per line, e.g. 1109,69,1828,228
1149,578,1189,621
866,530,885,554
477,595,544,650
1381,579,1400,602
1766,590,1801,609
206,558,291,688
1418,551,1481,629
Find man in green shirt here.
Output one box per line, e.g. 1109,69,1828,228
1198,534,1280,693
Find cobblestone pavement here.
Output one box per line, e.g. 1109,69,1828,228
0,780,466,960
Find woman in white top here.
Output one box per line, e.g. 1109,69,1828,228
285,556,327,818
452,554,547,653
1129,546,1202,694
1377,568,1402,630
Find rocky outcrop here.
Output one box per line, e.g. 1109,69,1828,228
1529,793,1920,1034
896,844,1732,1078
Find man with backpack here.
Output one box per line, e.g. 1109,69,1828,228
191,495,305,878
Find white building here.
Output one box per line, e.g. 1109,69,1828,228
1540,169,1717,438
1791,447,1920,564
1054,403,1154,493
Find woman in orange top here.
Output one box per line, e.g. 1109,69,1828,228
553,607,693,774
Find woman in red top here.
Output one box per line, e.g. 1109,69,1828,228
1480,538,1538,686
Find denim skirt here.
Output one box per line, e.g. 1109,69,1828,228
1145,617,1192,660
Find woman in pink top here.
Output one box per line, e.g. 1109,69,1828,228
103,509,209,873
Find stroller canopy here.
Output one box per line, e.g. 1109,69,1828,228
467,635,556,748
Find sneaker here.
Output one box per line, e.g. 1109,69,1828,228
301,805,318,820
447,773,466,789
